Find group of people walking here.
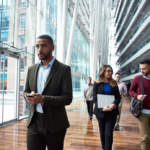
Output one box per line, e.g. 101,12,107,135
83,59,150,150
23,34,150,150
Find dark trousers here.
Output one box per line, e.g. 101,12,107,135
86,101,93,118
97,113,117,150
27,111,66,150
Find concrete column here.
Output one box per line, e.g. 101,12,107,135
59,0,68,63
57,0,63,60
19,0,36,68
90,42,93,77
97,55,100,73
100,10,105,66
92,0,103,80
66,0,79,66
35,0,41,63
90,0,94,78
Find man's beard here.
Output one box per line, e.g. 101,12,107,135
142,68,150,76
38,49,51,60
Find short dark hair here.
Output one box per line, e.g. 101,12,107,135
37,34,54,46
88,77,92,79
140,59,150,65
115,72,121,76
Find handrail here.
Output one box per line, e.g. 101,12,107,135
121,67,140,78
117,0,143,44
116,0,132,34
118,36,150,66
118,9,150,55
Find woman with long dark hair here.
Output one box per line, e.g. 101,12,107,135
93,65,121,150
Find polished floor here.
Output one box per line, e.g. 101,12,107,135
0,96,141,150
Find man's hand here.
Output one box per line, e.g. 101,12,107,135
25,91,35,103
102,105,113,111
83,99,86,103
26,92,44,104
137,95,147,101
120,93,124,96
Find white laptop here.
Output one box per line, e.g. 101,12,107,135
97,94,115,108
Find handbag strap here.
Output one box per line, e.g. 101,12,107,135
139,75,144,95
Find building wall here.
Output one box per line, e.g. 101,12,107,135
113,0,150,82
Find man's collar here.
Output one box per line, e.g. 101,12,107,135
143,76,150,80
39,57,55,67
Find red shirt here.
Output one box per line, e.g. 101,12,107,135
129,75,150,109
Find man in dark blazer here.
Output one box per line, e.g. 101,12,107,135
23,34,72,150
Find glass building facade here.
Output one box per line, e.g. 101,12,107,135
0,0,90,123
67,13,90,101
0,0,10,42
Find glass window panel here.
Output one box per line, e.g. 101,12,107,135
66,13,90,101
3,56,18,122
20,0,26,7
20,14,26,29
19,35,25,49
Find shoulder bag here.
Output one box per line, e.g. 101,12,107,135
129,75,144,118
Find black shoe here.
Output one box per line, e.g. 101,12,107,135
114,124,119,130
89,117,92,121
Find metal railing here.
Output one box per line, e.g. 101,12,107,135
118,9,150,55
119,36,150,66
116,0,132,34
121,67,140,78
117,0,143,44
116,0,125,24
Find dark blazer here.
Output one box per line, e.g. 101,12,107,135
93,82,121,118
23,59,73,133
